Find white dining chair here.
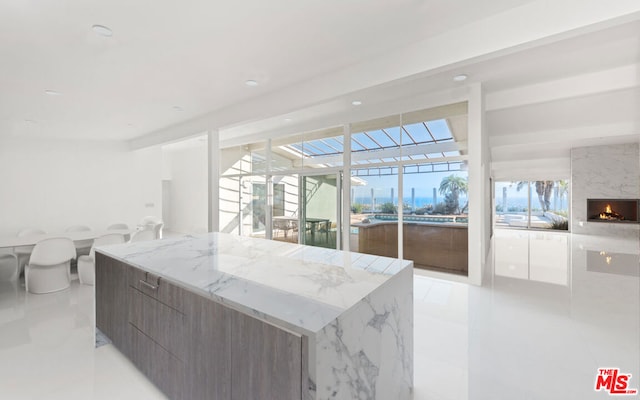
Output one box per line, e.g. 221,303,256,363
78,233,125,285
25,237,76,294
130,229,155,243
107,223,128,230
13,228,46,277
65,225,93,256
139,216,164,239
107,222,131,241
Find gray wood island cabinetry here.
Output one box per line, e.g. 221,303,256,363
95,233,412,400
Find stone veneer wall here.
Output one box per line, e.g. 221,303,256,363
571,143,640,236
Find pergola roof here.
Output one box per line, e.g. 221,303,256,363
279,117,464,171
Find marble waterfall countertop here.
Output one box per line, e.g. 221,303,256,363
96,232,412,336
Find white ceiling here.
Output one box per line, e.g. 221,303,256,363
1,0,638,159
0,0,536,141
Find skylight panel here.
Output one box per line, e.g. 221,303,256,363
352,133,378,150
382,127,402,146
400,130,414,146
301,142,324,155
351,141,365,151
425,119,453,141
323,137,344,152
403,123,433,143
443,150,461,157
368,130,396,147
306,140,336,155
289,143,306,155
426,153,443,158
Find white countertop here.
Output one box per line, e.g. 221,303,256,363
96,232,412,335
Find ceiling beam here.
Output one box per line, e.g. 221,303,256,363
489,122,638,148
486,64,639,111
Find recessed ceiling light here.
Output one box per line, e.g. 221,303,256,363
92,24,113,37
352,100,362,106
173,106,184,112
44,90,62,96
284,118,293,122
453,74,468,82
245,80,259,87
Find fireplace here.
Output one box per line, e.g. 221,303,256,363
587,199,639,223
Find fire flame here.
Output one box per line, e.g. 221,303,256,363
599,204,613,219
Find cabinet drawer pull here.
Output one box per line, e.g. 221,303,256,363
139,280,158,290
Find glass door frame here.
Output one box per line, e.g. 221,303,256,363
298,169,343,249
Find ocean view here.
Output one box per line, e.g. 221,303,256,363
352,196,470,209
352,196,567,211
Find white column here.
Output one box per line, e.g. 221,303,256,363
265,139,273,240
341,124,352,252
397,115,403,261
208,129,220,233
468,83,486,286
398,165,404,261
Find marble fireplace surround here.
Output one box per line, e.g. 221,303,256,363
571,143,640,236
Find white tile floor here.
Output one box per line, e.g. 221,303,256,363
0,229,638,399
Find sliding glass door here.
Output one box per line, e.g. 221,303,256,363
300,173,339,249
494,180,569,230
270,174,300,244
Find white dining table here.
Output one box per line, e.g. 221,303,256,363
0,229,136,249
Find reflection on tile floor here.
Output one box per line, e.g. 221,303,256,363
0,229,638,399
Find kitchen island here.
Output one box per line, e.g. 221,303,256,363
95,232,413,400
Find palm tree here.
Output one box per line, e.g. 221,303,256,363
514,181,555,212
439,175,468,214
557,180,569,209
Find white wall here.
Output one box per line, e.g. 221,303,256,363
0,136,162,237
162,144,208,234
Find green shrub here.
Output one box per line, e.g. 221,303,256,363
351,203,363,214
379,202,397,214
551,219,569,230
433,202,447,215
